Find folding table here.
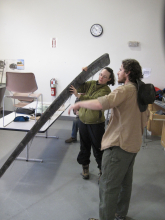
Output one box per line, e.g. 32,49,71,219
0,102,70,162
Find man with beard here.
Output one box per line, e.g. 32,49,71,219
68,59,149,220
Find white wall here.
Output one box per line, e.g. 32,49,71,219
0,0,165,116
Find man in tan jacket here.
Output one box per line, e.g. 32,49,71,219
68,59,149,220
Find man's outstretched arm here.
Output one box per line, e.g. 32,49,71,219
68,99,103,115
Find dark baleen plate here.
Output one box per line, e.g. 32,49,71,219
0,53,110,177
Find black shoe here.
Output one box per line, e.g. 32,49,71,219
65,137,77,143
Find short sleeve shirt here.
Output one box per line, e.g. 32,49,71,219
98,82,149,153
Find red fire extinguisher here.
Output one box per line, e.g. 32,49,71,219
50,78,57,96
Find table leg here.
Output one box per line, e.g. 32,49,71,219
35,130,59,139
16,143,43,162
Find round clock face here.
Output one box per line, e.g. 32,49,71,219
90,24,103,37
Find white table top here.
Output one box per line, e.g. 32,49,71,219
0,102,70,133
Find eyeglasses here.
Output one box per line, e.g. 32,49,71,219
99,73,108,79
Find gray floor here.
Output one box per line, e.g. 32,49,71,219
0,118,165,220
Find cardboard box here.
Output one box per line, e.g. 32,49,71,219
148,103,165,148
147,104,163,136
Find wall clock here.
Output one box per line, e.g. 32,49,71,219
90,24,103,37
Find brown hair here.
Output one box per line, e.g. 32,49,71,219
122,59,143,83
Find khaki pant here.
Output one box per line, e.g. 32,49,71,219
99,146,137,220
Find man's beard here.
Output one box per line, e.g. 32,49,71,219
118,76,126,84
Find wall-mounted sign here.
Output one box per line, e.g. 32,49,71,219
5,59,25,71
142,68,151,78
17,59,24,70
51,38,56,48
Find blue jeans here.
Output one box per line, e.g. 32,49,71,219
71,117,79,139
